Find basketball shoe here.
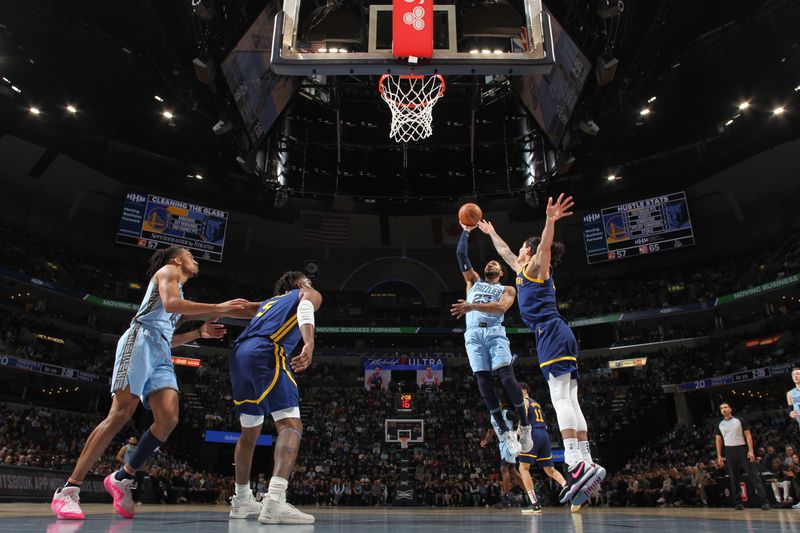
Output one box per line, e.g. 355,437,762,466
259,498,315,524
104,472,135,519
558,461,598,504
229,492,263,519
521,502,543,514
51,486,85,520
569,464,607,508
518,425,533,453
501,430,522,457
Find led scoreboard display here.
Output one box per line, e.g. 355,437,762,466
116,193,228,263
396,393,414,413
582,191,694,264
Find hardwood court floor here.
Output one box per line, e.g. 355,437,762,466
2,504,799,532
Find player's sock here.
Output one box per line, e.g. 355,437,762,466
527,490,538,505
126,429,165,471
579,440,594,464
494,366,529,426
268,476,288,502
235,483,251,498
476,372,508,432
114,468,134,481
564,438,581,468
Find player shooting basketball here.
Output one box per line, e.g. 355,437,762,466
451,221,534,458
478,193,606,508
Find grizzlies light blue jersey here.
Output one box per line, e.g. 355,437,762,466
791,388,800,425
515,265,561,329
465,280,506,329
132,281,182,344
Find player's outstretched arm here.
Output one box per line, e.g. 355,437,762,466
527,194,573,278
477,220,520,272
480,427,495,448
291,287,322,373
171,320,227,347
157,265,249,317
456,224,480,286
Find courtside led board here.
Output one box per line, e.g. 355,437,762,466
582,191,695,265
116,193,229,263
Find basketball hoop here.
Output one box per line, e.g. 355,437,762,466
378,74,445,142
399,435,410,449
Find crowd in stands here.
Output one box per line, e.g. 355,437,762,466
602,412,800,508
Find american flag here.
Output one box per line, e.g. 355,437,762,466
303,214,350,246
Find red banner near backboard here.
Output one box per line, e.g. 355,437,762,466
393,0,434,58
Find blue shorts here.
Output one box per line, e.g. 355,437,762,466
519,428,554,467
534,317,579,379
465,326,513,373
230,337,299,419
111,324,178,410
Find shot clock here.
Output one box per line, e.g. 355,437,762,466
396,392,414,413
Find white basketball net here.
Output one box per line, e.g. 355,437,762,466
378,74,445,143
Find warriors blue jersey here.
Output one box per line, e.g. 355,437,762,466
791,388,800,426
236,289,302,354
526,398,547,430
515,266,560,329
131,281,182,344
465,280,506,329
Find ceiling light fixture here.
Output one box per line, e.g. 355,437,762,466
607,174,619,181
639,108,650,116
66,105,77,114
154,95,164,102
738,101,750,110
647,96,657,103
162,110,174,120
772,106,785,115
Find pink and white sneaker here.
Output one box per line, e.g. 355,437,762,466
51,486,85,520
104,473,135,519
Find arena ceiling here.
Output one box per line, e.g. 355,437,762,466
0,0,798,217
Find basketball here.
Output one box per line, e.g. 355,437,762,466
458,203,483,227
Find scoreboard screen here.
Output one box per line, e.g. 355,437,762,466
582,191,694,265
116,193,228,263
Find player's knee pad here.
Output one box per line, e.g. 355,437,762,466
568,379,588,432
547,374,577,430
475,371,500,409
239,413,265,428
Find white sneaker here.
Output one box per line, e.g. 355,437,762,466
518,425,533,453
51,486,85,520
229,492,262,519
501,431,521,457
792,501,800,509
258,497,315,524
103,473,135,519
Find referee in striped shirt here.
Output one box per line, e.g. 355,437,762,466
715,401,770,510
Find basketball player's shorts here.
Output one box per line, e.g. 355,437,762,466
519,428,554,468
229,337,299,420
534,317,579,380
111,323,178,410
499,442,516,466
464,325,513,373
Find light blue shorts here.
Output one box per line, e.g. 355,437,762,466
464,326,513,373
111,324,178,410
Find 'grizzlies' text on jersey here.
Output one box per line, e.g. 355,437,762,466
236,289,302,354
526,398,547,430
466,280,506,329
515,266,561,329
132,281,182,344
